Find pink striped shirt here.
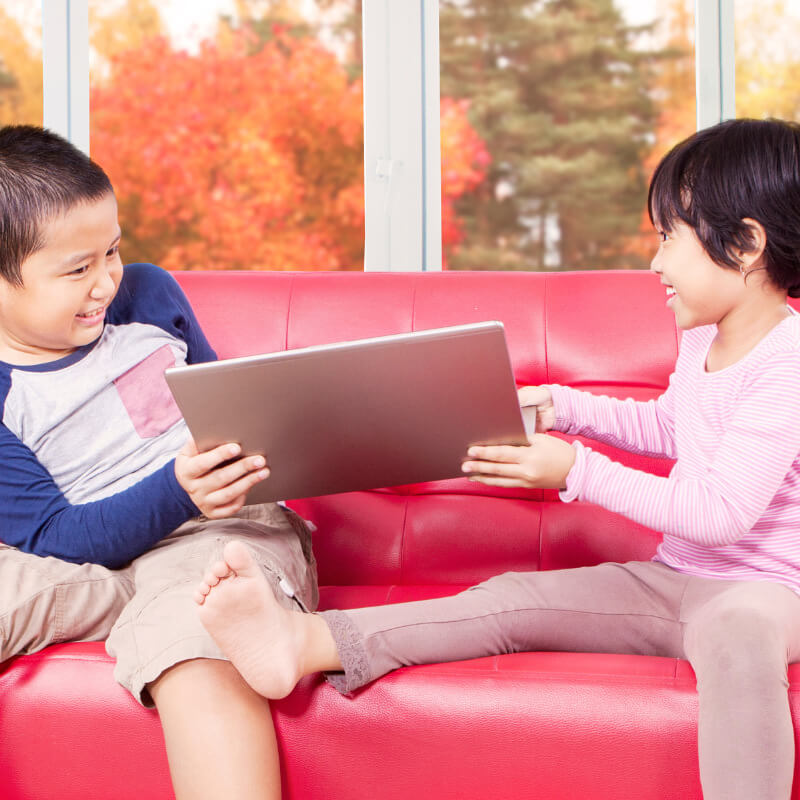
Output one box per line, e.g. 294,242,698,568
552,311,800,593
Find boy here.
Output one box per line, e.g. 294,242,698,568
0,124,318,800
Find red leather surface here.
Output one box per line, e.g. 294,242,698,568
6,643,800,800
2,271,790,800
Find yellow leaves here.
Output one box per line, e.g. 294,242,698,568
0,7,42,126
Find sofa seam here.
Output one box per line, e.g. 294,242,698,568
284,273,296,351
543,274,550,384
398,496,410,584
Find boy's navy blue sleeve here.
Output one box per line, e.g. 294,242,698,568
0,424,198,568
0,264,214,568
109,263,217,364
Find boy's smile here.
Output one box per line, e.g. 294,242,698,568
0,192,123,365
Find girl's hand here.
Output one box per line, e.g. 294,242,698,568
462,433,576,489
517,386,555,432
175,437,269,518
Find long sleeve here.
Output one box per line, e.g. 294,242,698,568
0,425,198,567
560,346,800,550
548,381,677,459
0,263,214,568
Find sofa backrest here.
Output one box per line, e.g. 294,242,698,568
174,270,678,587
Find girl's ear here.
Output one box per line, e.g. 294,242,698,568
737,218,767,269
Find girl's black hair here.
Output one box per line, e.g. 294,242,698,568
648,118,800,297
0,125,114,286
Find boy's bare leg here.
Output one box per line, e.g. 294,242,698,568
195,541,340,698
148,658,281,800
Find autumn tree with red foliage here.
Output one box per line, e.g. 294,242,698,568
91,25,489,270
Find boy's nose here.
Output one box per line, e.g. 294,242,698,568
90,266,117,299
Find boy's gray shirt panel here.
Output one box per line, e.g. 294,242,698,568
0,263,214,567
5,322,190,504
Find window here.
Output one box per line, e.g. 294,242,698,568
88,0,365,271
734,0,800,120
0,1,42,126
41,2,735,274
438,0,696,271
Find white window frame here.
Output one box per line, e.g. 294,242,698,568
695,0,735,130
42,0,90,155
40,0,734,272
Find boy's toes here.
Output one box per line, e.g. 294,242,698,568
222,540,259,577
201,570,222,589
210,560,231,580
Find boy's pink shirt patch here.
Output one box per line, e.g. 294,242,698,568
114,345,183,438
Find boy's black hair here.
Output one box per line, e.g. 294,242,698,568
648,117,800,297
0,125,114,286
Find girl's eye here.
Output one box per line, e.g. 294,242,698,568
658,231,669,243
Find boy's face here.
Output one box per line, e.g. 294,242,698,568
0,192,123,364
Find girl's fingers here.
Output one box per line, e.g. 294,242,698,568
467,444,526,463
462,460,527,478
468,475,526,488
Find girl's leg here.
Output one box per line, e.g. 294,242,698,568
682,581,800,800
197,551,691,695
321,560,693,692
148,659,281,800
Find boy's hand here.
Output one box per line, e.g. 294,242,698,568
462,433,576,489
517,385,555,432
175,438,269,519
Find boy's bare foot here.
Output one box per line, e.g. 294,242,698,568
194,540,307,699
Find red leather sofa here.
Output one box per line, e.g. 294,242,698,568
3,269,800,800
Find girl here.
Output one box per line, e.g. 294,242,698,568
194,118,800,800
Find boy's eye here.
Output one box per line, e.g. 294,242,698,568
107,244,120,258
70,265,90,275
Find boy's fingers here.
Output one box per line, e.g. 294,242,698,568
200,456,267,492
202,468,269,509
182,443,243,480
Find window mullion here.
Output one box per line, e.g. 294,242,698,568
695,0,735,130
363,0,441,272
42,0,90,154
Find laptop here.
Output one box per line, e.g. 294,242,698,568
165,321,527,503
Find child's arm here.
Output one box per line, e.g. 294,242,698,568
475,350,800,548
0,427,266,568
543,382,677,459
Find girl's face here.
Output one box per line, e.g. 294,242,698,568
649,221,745,330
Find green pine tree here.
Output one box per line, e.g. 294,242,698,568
440,0,662,270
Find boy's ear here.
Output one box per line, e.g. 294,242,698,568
737,217,767,269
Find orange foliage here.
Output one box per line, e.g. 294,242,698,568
91,26,488,270
440,97,491,260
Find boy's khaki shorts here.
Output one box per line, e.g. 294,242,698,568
0,504,317,706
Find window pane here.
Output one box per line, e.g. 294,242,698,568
439,0,696,271
0,1,42,126
89,0,364,272
735,0,800,121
